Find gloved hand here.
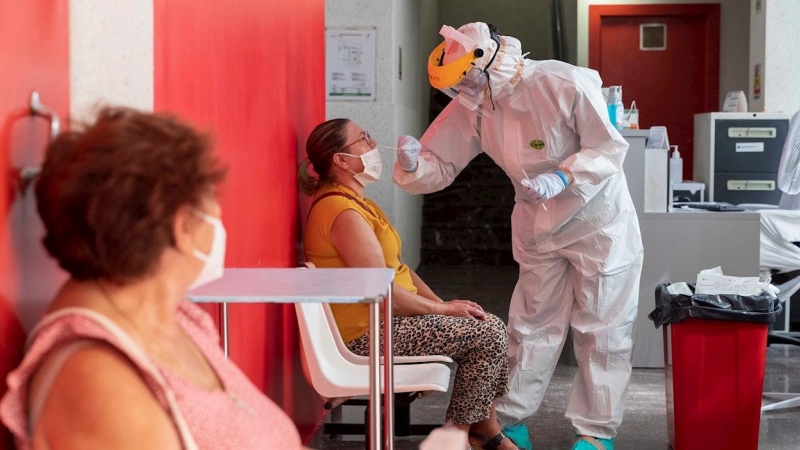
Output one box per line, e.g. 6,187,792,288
397,135,421,172
521,172,568,203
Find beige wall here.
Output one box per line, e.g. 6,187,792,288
750,0,800,113
70,0,153,120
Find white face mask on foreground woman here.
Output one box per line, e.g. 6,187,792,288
188,210,227,290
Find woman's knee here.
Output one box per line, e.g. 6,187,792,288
481,313,509,354
486,313,506,331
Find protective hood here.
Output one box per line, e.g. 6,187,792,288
438,22,527,102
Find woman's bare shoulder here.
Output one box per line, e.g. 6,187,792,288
33,343,181,449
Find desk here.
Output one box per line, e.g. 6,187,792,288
633,211,761,367
187,268,396,450
621,130,763,367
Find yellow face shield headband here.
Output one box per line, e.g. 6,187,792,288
427,41,485,90
427,24,501,93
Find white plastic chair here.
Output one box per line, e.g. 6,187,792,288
295,302,450,399
302,262,454,366
321,303,454,366
295,302,451,437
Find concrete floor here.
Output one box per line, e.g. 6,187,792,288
310,266,800,450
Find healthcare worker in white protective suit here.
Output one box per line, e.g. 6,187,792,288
393,23,643,450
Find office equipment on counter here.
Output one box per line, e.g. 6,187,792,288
694,112,792,205
671,181,705,202
672,202,745,212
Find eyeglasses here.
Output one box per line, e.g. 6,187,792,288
340,130,372,152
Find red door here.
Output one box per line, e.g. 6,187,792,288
589,4,720,177
0,1,69,447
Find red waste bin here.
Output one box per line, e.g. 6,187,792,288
664,318,767,450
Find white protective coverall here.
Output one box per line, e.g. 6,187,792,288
393,23,643,439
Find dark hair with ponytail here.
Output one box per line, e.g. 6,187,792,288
298,118,350,196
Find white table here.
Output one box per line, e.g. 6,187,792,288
187,268,396,450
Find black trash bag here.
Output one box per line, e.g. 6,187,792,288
648,283,782,329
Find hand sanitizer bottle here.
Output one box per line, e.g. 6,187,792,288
669,145,683,183
606,86,623,130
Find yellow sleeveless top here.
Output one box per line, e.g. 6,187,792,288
303,183,417,342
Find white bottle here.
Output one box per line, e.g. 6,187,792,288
669,145,683,184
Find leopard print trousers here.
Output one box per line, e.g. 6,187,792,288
346,312,509,424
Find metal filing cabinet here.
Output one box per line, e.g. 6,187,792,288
694,112,792,204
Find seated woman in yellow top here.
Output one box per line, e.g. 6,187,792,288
299,119,521,450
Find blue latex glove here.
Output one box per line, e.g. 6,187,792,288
571,435,613,450
521,171,568,203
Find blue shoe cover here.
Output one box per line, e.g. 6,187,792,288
501,423,533,450
570,435,613,450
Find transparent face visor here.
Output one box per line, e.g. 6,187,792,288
433,26,497,115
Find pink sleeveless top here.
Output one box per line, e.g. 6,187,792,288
0,301,302,449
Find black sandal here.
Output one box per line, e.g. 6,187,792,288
468,431,523,450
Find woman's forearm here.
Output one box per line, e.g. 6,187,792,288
392,282,440,316
408,268,444,303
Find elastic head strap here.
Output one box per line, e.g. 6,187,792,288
484,24,501,71
483,24,501,111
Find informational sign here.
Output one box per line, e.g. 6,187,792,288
326,28,377,101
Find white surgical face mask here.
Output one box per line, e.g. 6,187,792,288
457,67,489,98
188,210,227,291
338,148,383,186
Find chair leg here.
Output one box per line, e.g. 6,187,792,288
395,402,411,436
329,405,343,439
323,394,441,438
364,405,380,443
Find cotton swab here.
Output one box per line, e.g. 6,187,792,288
522,169,547,210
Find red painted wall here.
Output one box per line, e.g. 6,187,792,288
0,1,69,448
153,0,327,441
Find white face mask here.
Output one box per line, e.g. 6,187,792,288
188,210,227,291
338,148,383,186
